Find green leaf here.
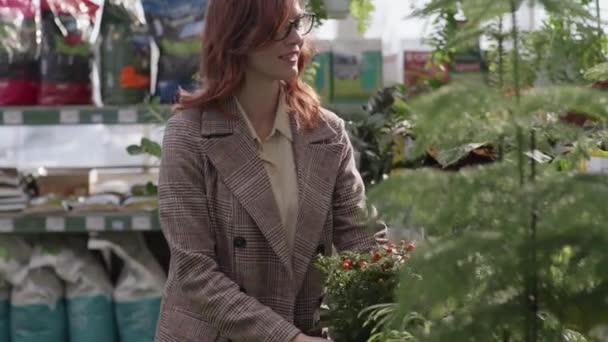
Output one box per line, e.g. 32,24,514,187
141,138,162,158
126,144,144,155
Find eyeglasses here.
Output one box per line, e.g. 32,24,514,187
274,13,315,41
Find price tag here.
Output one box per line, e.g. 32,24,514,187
45,217,66,232
60,109,79,124
0,219,14,233
91,113,104,123
111,220,125,231
3,110,23,125
132,216,151,230
118,109,138,123
85,216,105,231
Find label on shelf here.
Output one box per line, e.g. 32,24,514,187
118,109,138,123
85,216,105,231
111,220,125,231
45,217,66,232
91,113,104,123
3,110,24,125
132,215,151,230
0,219,14,232
60,109,80,124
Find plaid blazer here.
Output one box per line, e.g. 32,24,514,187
155,102,379,342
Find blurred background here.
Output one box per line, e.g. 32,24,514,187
1,0,608,341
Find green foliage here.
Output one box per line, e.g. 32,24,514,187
306,0,375,33
523,12,607,85
127,137,162,158
361,0,608,341
345,85,412,185
584,62,608,81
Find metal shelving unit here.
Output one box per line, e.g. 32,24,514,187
0,210,160,233
0,105,170,125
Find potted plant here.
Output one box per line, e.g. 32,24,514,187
315,241,417,341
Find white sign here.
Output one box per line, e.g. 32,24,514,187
60,109,80,124
46,217,66,232
85,216,105,231
118,109,138,123
132,216,151,230
3,110,23,125
91,113,104,123
586,156,608,174
111,220,125,231
0,219,14,233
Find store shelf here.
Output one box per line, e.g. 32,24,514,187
0,103,368,126
0,210,160,233
0,105,171,125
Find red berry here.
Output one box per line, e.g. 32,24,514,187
342,259,352,269
386,247,393,254
387,242,394,248
358,261,367,268
406,243,415,252
372,252,382,263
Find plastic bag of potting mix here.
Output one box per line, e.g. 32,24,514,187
142,0,207,103
4,236,67,342
38,0,103,105
10,266,67,342
0,0,40,105
99,0,151,105
0,281,9,342
29,237,117,342
0,236,33,342
89,232,165,342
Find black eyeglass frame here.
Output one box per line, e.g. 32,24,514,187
274,13,316,41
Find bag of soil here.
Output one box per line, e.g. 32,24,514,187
0,279,9,342
99,0,151,105
5,236,67,342
0,0,40,105
29,237,117,342
142,0,207,103
38,0,103,105
89,232,165,342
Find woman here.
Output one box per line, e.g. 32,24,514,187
155,0,386,341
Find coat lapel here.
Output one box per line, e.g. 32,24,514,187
202,104,293,279
290,113,344,292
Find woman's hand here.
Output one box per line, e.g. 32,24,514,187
292,333,327,341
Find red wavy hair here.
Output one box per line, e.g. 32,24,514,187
176,0,322,129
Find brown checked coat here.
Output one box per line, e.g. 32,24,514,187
154,101,380,342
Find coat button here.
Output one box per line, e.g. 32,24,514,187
234,237,246,248
316,244,325,255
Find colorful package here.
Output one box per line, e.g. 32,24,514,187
89,233,166,342
29,237,117,342
143,0,207,103
38,0,103,105
0,0,40,105
403,50,449,96
99,0,151,105
310,40,332,103
332,39,383,103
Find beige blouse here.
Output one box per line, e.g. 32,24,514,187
234,93,299,254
